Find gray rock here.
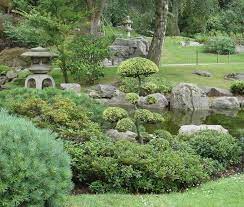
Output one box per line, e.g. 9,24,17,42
225,73,244,80
201,87,233,97
0,76,7,85
106,129,137,141
139,93,169,110
60,83,81,93
192,70,212,77
210,97,240,110
179,125,228,135
109,37,150,65
6,70,17,80
170,83,209,111
94,84,117,99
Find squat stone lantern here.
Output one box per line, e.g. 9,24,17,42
123,16,133,38
22,47,57,89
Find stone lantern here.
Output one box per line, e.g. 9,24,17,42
123,16,133,38
22,47,57,89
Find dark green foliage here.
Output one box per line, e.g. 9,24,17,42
69,35,113,84
0,88,105,142
230,81,244,95
186,131,241,167
0,110,72,206
65,139,209,193
205,36,236,55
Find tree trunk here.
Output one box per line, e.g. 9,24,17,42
86,0,107,35
148,0,169,66
171,0,180,36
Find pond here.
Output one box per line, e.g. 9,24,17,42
153,109,244,138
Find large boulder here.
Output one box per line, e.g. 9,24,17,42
106,129,137,141
179,125,228,135
210,97,240,110
139,93,169,110
0,47,30,68
170,83,209,111
109,37,150,65
201,86,233,97
60,83,81,93
91,84,117,99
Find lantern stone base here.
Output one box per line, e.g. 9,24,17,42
25,74,55,89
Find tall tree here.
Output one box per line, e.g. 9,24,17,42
148,0,169,66
85,0,107,35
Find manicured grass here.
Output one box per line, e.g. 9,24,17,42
100,63,244,89
65,174,244,207
162,37,244,64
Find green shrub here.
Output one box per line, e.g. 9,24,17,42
134,109,164,124
0,111,72,206
141,82,158,94
118,57,159,95
0,64,11,74
119,77,139,93
116,118,136,132
125,93,139,105
146,95,157,105
103,107,128,123
205,36,236,55
0,88,104,142
65,139,209,193
186,131,241,167
230,80,244,95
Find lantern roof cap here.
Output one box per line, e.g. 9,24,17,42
21,46,58,57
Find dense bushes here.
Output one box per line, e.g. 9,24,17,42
65,138,208,193
230,81,244,95
205,36,236,55
0,88,105,142
0,111,72,206
185,131,242,167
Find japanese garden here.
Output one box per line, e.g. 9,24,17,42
0,0,243,206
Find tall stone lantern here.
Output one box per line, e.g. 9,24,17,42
123,16,133,38
21,47,57,89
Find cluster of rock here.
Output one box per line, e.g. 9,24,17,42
171,83,243,111
88,84,169,110
225,73,244,81
180,41,203,47
88,83,243,112
104,37,150,66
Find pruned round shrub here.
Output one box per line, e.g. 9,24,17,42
230,80,244,95
66,139,209,193
118,57,159,78
134,109,164,123
205,36,236,55
146,95,157,105
142,82,158,94
125,93,139,105
0,111,72,206
116,118,136,132
187,131,241,166
103,107,128,123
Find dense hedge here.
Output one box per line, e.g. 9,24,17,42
65,138,209,193
0,111,72,206
205,36,236,55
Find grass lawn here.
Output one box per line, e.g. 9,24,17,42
162,37,244,64
100,63,244,89
65,174,244,207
